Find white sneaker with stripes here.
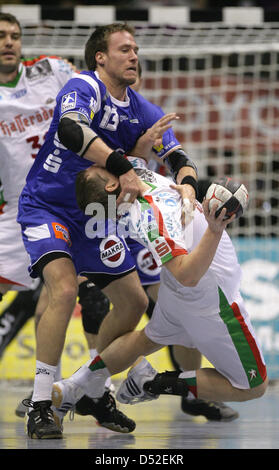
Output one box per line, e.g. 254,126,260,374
116,357,159,405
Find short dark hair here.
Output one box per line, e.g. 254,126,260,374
0,12,21,34
75,168,120,217
85,23,135,71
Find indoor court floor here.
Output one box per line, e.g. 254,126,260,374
0,379,278,452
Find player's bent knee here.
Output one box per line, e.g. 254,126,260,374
251,377,269,399
125,293,148,326
241,377,268,401
51,281,78,309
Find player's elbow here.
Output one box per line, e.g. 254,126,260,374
58,117,84,154
174,270,200,287
167,257,201,287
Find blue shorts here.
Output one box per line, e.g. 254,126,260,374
18,196,160,288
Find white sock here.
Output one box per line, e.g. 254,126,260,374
31,360,57,403
54,360,62,381
89,348,98,359
71,355,110,398
105,377,112,389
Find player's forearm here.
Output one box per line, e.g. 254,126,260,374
176,166,197,185
83,137,113,166
167,227,222,287
58,114,132,170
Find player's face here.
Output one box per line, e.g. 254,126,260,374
99,31,138,87
0,21,22,74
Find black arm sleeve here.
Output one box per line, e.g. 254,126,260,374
164,149,198,181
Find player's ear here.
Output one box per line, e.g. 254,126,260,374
95,51,105,66
105,179,120,193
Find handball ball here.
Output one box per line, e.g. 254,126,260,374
206,177,249,219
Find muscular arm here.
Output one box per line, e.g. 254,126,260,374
165,200,234,287
58,112,143,204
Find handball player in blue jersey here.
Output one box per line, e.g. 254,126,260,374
18,23,198,438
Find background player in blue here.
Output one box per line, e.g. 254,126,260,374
18,23,198,439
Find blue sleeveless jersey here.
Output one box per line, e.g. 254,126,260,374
19,70,180,222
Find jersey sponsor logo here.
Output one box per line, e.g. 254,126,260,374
137,248,161,277
10,89,27,100
152,237,172,260
99,236,126,268
0,108,54,136
43,154,62,173
153,143,164,153
61,91,77,113
52,222,72,246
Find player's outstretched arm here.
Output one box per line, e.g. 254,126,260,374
165,201,235,287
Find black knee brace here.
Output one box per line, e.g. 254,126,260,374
78,280,110,335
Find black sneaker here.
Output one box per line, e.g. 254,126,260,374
181,397,239,422
23,399,63,439
143,371,189,397
75,391,136,433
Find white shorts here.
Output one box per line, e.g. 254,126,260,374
0,204,39,290
145,271,267,390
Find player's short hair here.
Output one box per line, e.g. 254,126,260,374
75,168,120,217
85,23,135,71
0,12,22,35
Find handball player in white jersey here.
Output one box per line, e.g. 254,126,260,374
0,13,74,293
56,158,267,409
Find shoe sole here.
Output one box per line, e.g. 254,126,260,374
28,431,63,439
24,412,63,439
99,421,134,433
51,384,66,430
181,406,239,422
51,383,64,409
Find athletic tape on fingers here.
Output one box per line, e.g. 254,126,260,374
122,193,131,202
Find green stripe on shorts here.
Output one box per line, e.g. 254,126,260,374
218,288,265,388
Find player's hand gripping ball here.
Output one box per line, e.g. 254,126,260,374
206,177,249,220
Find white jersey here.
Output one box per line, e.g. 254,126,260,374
0,56,74,289
125,157,242,314
0,56,74,207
